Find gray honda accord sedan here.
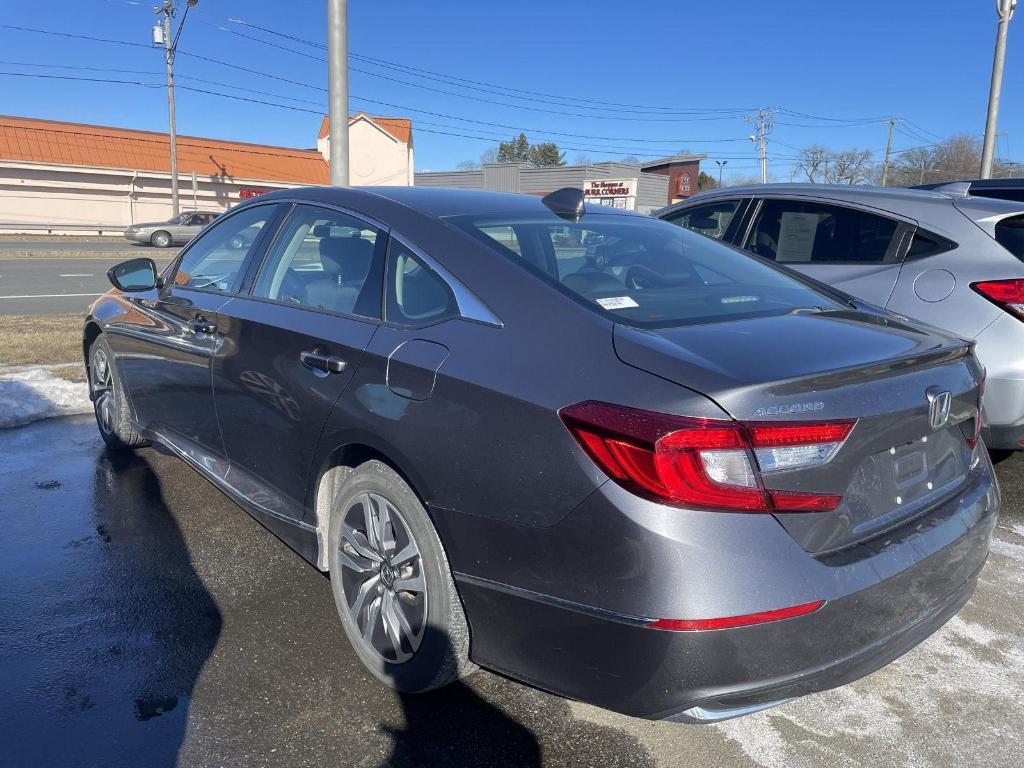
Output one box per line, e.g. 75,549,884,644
84,186,997,723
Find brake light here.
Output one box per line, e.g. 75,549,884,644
560,401,854,513
648,599,825,631
971,279,1024,320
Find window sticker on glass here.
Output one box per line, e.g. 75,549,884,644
777,212,820,262
596,296,639,310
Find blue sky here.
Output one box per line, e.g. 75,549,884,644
1,1,1020,181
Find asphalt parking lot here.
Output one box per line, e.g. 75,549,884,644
1,415,1023,768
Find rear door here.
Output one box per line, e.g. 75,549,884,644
212,203,386,522
741,197,909,306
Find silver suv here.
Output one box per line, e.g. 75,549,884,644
658,184,1024,450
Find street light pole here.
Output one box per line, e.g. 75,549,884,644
715,159,728,188
327,0,350,186
880,117,897,187
981,0,1017,178
155,0,198,217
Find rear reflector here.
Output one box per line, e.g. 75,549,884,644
560,401,854,513
648,600,825,631
971,279,1024,321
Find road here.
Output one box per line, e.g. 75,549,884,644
0,255,175,315
1,414,1022,767
0,239,165,254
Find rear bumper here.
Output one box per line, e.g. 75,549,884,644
983,422,1024,450
447,460,998,720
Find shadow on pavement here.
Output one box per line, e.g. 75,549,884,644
0,443,221,768
376,627,541,767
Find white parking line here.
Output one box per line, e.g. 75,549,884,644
0,292,103,299
58,273,94,278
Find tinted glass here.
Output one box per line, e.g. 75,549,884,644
663,200,740,240
385,240,458,326
172,205,275,293
253,204,382,318
454,212,843,328
906,230,956,260
995,215,1024,261
748,200,897,264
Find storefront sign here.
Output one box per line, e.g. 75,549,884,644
583,178,638,210
239,188,270,199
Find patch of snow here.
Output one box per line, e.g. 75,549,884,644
0,366,91,429
991,537,1024,562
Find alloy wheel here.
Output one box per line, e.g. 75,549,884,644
90,347,116,435
339,492,427,663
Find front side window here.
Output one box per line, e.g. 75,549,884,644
171,204,276,293
747,199,898,264
385,239,458,326
663,200,740,240
252,205,383,318
453,211,844,328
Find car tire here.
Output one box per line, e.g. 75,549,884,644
327,460,476,692
151,231,172,248
89,335,148,451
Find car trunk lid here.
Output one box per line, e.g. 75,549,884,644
613,308,983,554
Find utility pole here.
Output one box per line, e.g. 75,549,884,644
154,0,198,217
327,0,350,186
880,117,898,187
981,0,1017,178
745,108,776,184
715,159,728,188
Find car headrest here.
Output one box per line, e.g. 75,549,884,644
319,236,374,283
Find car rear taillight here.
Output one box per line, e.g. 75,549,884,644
560,401,854,513
971,279,1024,321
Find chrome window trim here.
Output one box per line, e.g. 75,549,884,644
390,232,503,328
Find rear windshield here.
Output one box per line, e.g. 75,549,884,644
450,211,844,328
995,215,1024,262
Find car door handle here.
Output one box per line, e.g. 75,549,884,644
300,350,347,374
189,317,217,335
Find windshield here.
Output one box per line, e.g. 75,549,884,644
169,213,192,224
451,212,844,328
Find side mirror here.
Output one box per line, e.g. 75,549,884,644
108,257,159,292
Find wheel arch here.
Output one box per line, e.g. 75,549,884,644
82,321,103,392
310,440,431,572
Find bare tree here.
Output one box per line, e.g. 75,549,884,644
796,145,829,182
825,149,874,184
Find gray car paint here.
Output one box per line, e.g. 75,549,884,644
84,186,997,722
658,183,1024,448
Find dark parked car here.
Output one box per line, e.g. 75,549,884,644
914,178,1024,203
85,186,996,723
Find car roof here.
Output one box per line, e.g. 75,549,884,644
257,185,648,220
671,182,1024,216
915,178,1024,191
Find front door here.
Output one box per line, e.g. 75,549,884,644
111,203,282,469
742,198,908,306
212,203,386,521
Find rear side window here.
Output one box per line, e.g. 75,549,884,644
905,230,957,260
252,204,383,318
385,239,459,326
747,200,898,264
995,215,1024,262
662,200,740,240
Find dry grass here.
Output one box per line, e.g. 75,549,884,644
0,314,84,366
50,364,88,383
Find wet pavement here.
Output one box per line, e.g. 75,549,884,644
1,415,1023,768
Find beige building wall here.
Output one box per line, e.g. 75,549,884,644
0,160,294,235
318,116,414,186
